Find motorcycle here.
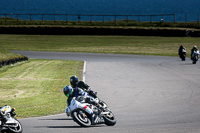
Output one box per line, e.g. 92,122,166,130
191,50,199,64
179,48,186,61
0,105,23,133
65,92,116,127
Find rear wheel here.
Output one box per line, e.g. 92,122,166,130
181,56,185,61
181,54,185,61
71,110,91,127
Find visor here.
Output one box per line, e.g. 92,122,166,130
66,89,73,97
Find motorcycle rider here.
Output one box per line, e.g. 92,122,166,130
63,85,101,124
70,75,105,106
191,46,198,59
0,106,11,125
70,75,98,98
63,85,99,107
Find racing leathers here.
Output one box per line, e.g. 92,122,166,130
0,105,11,124
73,81,98,99
66,87,99,107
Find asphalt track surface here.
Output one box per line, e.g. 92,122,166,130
10,51,200,133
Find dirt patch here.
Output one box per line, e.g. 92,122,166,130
0,90,25,99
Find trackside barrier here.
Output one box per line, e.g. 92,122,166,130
0,13,177,23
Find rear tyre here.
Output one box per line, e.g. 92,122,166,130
71,110,91,127
181,57,185,61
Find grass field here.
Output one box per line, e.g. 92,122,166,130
0,59,83,118
0,34,200,57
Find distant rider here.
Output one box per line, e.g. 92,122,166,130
191,46,198,59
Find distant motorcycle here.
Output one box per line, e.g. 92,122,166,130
191,50,199,64
65,92,116,127
179,48,186,61
0,105,23,133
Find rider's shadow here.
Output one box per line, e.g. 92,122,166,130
35,118,105,128
35,125,104,129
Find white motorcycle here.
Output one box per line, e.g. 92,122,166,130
192,50,199,64
65,92,116,127
0,105,23,133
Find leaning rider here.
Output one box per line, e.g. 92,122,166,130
63,85,100,124
191,46,198,59
178,45,186,56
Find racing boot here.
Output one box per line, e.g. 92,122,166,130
91,110,101,125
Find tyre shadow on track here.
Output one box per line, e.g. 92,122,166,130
36,118,105,129
34,125,82,129
39,118,72,121
180,63,195,65
34,125,104,129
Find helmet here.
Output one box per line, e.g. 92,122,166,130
63,85,74,97
70,75,79,87
193,46,197,50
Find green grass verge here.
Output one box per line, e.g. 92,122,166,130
0,59,83,118
0,48,21,61
0,34,199,57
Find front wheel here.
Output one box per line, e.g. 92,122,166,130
193,60,197,64
181,56,185,61
102,111,116,126
71,110,91,127
180,54,186,61
7,119,23,133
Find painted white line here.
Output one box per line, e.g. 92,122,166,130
82,61,86,82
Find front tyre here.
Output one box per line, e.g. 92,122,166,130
103,111,116,126
181,56,185,61
71,110,91,127
7,119,23,133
